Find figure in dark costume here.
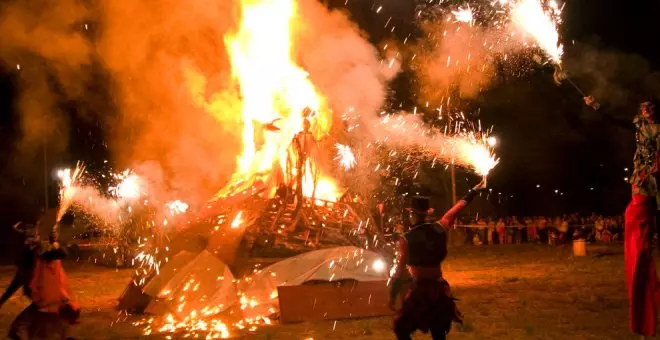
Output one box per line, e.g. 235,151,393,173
0,220,79,340
585,96,660,338
389,179,488,340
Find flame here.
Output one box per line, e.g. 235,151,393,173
204,0,337,201
459,141,499,176
508,0,563,64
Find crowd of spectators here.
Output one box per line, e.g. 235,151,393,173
456,214,624,245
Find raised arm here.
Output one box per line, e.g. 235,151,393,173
584,96,635,131
438,179,488,228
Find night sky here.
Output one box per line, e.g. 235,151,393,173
0,0,659,223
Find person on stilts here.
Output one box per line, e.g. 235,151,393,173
389,179,488,340
585,96,660,338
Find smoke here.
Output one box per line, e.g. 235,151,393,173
564,43,660,109
1,0,400,210
96,0,245,208
295,0,400,126
408,19,525,106
0,0,91,167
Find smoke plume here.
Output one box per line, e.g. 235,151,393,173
0,0,91,167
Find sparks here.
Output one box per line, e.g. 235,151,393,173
508,0,563,65
335,143,357,170
166,200,189,216
110,170,142,200
56,163,85,221
452,6,474,25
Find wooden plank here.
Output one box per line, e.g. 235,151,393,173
278,280,393,324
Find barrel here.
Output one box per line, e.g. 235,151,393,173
573,239,587,257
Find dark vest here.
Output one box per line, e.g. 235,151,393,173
404,223,448,267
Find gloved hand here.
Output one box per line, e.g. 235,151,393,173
584,96,601,110
472,178,488,192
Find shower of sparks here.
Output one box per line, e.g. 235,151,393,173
335,143,357,170
508,0,564,65
452,6,474,25
110,170,142,200
56,162,85,221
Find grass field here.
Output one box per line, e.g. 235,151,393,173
0,244,643,339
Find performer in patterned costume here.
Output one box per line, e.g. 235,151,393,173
389,179,487,340
585,96,660,337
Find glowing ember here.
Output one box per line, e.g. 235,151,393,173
231,211,244,229
509,0,563,64
335,143,357,170
452,6,474,25
372,259,386,272
166,200,189,216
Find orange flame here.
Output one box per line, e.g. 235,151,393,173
186,0,341,202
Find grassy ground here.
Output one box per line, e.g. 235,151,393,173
0,244,642,339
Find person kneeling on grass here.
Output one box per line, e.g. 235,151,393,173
0,219,80,340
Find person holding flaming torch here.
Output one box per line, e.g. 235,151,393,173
389,178,488,340
585,96,660,337
1,217,79,340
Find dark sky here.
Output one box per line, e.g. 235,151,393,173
0,0,659,219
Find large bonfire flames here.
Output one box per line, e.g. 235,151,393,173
209,0,337,203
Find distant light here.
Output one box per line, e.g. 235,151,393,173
624,177,629,181
554,189,559,193
590,187,594,191
16,64,20,70
536,184,540,188
624,168,629,172
372,259,386,272
487,136,498,147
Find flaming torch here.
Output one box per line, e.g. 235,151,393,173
56,163,85,222
507,0,587,98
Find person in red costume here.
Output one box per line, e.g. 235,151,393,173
0,219,80,340
585,96,660,338
389,179,488,340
